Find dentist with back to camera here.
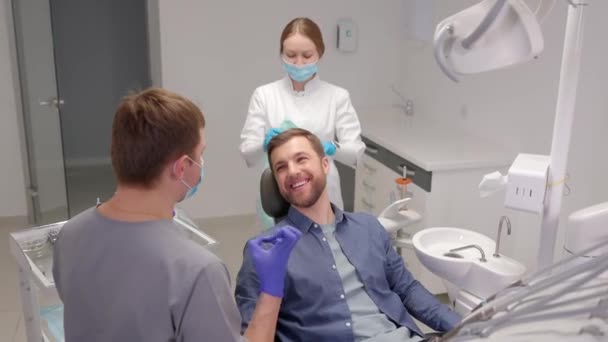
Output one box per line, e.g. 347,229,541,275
52,88,301,342
239,17,365,221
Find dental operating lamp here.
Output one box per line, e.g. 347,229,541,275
433,0,587,269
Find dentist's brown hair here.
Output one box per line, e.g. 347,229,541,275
111,88,205,188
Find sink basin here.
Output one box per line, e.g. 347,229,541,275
412,227,526,298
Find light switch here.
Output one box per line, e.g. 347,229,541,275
337,19,357,52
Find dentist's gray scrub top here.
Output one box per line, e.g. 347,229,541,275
53,207,245,342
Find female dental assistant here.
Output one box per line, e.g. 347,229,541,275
239,17,365,210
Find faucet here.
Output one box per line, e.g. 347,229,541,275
390,85,414,117
393,100,414,117
449,244,487,262
494,216,512,257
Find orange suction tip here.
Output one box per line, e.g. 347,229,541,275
395,177,412,185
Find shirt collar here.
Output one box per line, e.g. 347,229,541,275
281,75,321,96
286,203,345,234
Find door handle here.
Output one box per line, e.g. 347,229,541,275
39,97,65,109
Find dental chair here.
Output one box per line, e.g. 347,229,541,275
259,168,289,224
259,168,443,341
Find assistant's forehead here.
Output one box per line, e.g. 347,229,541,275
283,33,317,53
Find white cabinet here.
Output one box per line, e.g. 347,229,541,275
355,153,391,216
355,137,508,294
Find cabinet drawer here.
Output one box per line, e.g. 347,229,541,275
361,160,379,176
362,136,432,192
359,197,376,214
360,178,377,192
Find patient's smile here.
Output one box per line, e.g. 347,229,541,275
290,178,310,190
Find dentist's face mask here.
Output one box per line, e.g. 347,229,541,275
180,155,204,200
283,60,318,82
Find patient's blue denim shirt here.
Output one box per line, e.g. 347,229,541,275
235,205,461,342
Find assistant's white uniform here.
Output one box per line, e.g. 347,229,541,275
239,76,365,209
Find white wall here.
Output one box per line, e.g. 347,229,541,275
0,0,28,217
401,1,608,270
158,0,410,218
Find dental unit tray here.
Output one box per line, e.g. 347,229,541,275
9,209,217,342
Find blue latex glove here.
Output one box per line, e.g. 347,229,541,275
263,127,283,152
248,225,302,297
322,141,337,156
279,119,298,131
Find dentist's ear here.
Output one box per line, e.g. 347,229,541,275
171,155,190,180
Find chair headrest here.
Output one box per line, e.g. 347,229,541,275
260,168,290,219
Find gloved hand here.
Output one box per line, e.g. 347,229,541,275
322,141,337,156
247,225,302,297
279,119,298,131
263,127,283,152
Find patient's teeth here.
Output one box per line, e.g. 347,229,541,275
291,179,309,189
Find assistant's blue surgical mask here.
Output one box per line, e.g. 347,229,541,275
283,60,318,82
180,156,204,200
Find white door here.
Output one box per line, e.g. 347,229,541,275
12,0,68,224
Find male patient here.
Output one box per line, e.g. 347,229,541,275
235,128,460,341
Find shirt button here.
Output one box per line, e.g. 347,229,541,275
340,294,345,299
345,322,351,327
332,265,337,270
322,237,327,242
314,224,319,228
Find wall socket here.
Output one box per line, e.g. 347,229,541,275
504,154,550,214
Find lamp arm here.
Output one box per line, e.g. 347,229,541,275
461,0,509,49
433,25,460,82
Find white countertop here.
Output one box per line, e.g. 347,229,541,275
359,112,515,172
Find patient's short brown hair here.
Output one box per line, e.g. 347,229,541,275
111,88,205,188
267,128,324,168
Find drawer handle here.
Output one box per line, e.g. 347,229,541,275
361,198,375,209
365,146,379,155
362,180,376,191
363,162,377,173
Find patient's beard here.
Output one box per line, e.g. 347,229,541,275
283,173,326,209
